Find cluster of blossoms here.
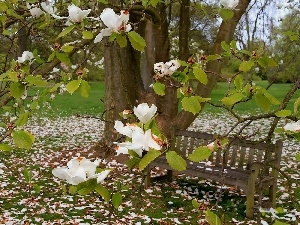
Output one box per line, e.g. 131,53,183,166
114,103,162,157
153,60,180,79
27,2,131,42
52,157,110,185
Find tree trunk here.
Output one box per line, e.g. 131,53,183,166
102,39,144,147
179,0,190,61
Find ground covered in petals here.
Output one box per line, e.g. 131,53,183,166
0,112,299,224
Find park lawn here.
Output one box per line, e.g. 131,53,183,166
31,81,299,117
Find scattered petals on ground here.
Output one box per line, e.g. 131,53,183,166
0,112,299,224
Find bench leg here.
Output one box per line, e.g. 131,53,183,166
246,192,254,218
269,184,276,208
166,170,173,182
144,165,151,188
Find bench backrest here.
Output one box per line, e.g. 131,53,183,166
174,130,283,172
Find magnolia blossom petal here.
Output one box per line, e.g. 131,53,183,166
125,24,132,32
94,170,111,183
52,167,69,180
17,51,34,63
100,8,118,29
115,145,129,156
41,2,56,14
68,4,91,23
133,103,157,124
114,121,133,137
145,130,161,151
221,0,239,9
284,121,300,132
30,7,44,18
94,28,112,43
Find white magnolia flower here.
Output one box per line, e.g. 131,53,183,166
283,121,300,132
221,0,239,9
115,129,161,157
41,2,57,15
68,4,91,23
154,60,180,77
133,103,157,124
29,7,44,18
94,8,132,43
17,51,34,63
52,157,110,185
114,121,143,138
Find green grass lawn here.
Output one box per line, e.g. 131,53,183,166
36,81,299,117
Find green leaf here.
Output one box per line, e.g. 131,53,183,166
239,60,255,72
12,130,35,149
221,41,230,52
25,75,47,86
78,80,90,98
15,111,30,127
49,83,62,93
275,110,291,118
23,167,32,183
33,184,41,194
294,97,300,115
66,80,81,94
95,184,111,202
56,52,71,65
255,92,270,112
33,49,44,64
127,31,146,51
61,45,74,53
257,57,269,68
69,186,77,194
82,30,93,39
112,192,122,208
275,207,284,214
139,150,161,171
193,67,208,84
47,52,56,62
295,153,300,162
219,8,234,21
0,144,13,151
116,34,127,48
205,208,221,225
265,57,277,67
126,157,140,169
10,82,25,99
192,199,199,209
57,25,75,39
273,221,289,225
188,147,212,162
166,151,186,171
234,75,243,90
150,0,160,7
261,89,280,105
77,178,97,195
97,0,108,3
182,96,201,115
153,82,165,96
221,93,244,106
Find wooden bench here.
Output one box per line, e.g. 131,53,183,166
146,130,283,218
